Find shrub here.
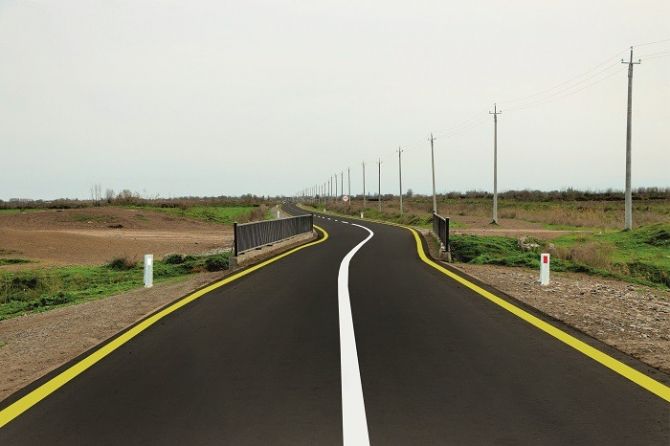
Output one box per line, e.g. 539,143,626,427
10,276,39,291
205,255,229,272
107,257,136,270
163,254,185,264
645,227,670,247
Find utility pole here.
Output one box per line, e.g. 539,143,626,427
622,46,641,231
429,133,437,215
347,167,351,206
362,162,366,208
377,158,382,212
397,147,404,215
335,174,338,198
489,103,502,224
340,171,344,199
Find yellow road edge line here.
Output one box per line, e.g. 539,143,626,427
0,225,330,429
305,205,670,402
405,227,670,403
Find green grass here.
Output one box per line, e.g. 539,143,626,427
0,258,31,266
125,205,259,224
450,223,670,288
0,252,231,320
0,209,41,215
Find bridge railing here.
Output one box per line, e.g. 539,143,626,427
432,213,450,251
234,214,314,255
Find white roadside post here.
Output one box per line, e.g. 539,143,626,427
540,253,550,286
144,254,153,288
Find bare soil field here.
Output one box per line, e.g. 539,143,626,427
0,207,232,267
448,215,592,239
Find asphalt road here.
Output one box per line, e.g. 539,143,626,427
0,204,668,445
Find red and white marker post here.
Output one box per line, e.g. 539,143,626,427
540,253,550,286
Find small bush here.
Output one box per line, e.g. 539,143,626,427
29,292,72,310
645,227,670,247
11,276,39,290
163,254,185,264
205,255,229,272
621,262,670,287
107,257,136,270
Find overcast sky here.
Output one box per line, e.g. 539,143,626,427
0,0,668,200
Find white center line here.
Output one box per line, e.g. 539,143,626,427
338,223,373,446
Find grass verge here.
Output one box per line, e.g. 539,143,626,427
0,252,231,320
123,205,266,224
0,259,31,266
450,223,670,288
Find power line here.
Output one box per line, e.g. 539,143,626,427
499,49,628,106
633,37,670,47
506,68,623,113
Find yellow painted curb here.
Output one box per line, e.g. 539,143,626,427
0,226,329,429
306,205,670,403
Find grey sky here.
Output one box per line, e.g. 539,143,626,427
0,0,668,200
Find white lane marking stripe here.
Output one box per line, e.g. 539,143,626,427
338,223,373,445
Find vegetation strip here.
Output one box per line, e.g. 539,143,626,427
0,253,232,320
0,226,328,428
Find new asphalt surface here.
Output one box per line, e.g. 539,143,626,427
0,204,668,445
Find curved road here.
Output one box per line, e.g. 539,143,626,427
0,204,668,444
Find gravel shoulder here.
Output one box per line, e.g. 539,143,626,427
452,263,670,375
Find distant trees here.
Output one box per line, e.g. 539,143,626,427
105,189,115,204
90,184,102,205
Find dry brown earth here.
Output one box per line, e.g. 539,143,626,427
0,208,231,267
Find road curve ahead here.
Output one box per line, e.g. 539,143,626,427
0,203,668,445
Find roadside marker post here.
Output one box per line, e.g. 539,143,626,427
540,253,550,286
144,254,153,288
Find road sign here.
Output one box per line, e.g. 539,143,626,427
342,195,349,202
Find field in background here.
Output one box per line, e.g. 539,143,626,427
0,198,273,318
304,192,670,288
125,205,268,224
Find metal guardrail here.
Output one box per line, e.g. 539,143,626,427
432,213,450,251
233,214,314,255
